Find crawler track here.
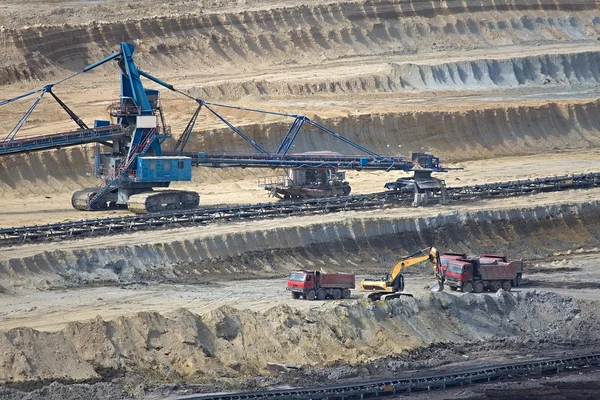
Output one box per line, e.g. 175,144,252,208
179,353,600,400
1,172,599,245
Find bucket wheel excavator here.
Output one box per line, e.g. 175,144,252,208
1,42,448,214
69,43,199,214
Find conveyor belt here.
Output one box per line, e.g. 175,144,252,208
1,172,599,245
178,151,420,170
0,195,386,245
0,125,125,156
176,352,600,400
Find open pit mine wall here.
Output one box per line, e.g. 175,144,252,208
1,0,600,84
185,100,600,161
187,50,600,100
3,99,600,197
2,200,600,293
1,290,599,384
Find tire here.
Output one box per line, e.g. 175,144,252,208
332,289,342,300
462,282,474,293
342,289,351,299
502,281,512,291
291,291,300,299
490,282,501,292
317,290,327,300
474,281,484,294
516,274,522,286
306,290,316,301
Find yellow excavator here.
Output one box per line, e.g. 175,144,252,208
360,247,445,301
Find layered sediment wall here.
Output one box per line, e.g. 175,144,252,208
1,0,600,84
2,1,600,196
189,51,600,99
3,99,600,198
2,200,600,293
0,146,98,198
189,100,600,161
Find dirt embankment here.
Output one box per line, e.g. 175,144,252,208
0,290,597,386
1,0,599,85
2,200,600,293
3,99,600,198
188,100,600,161
0,146,98,198
187,50,600,100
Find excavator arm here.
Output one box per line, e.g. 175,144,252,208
388,247,434,283
360,246,444,300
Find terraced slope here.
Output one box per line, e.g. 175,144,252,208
2,0,600,84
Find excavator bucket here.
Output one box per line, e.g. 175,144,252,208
429,280,444,292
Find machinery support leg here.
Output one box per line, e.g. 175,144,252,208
440,184,448,205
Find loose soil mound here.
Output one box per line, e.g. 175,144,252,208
0,290,597,385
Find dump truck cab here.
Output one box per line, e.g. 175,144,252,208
287,270,316,291
444,260,474,286
440,252,467,275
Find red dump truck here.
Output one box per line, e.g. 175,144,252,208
444,257,517,293
287,270,355,300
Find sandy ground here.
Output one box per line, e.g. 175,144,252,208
0,1,599,228
2,184,600,265
2,148,600,228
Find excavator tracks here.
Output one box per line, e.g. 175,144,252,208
71,188,98,211
71,188,123,211
71,187,124,211
367,292,414,301
72,188,199,213
127,190,200,214
2,172,600,245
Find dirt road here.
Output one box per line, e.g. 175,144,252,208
2,148,600,228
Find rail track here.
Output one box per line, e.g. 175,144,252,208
178,353,600,400
1,172,599,245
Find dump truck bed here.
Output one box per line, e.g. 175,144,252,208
478,262,516,281
480,255,524,275
319,273,356,289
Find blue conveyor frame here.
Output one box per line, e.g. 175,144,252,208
0,42,446,178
